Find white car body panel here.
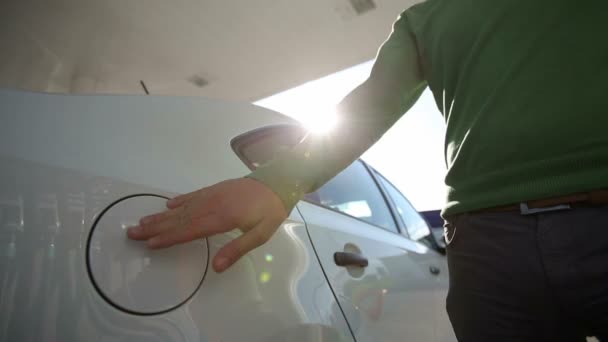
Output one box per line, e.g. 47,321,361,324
298,201,449,341
0,89,455,341
0,89,353,341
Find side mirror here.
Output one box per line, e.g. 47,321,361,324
419,210,446,255
428,226,446,255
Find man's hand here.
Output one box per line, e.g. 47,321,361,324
126,178,288,273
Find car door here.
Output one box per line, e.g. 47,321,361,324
297,160,446,341
372,170,455,342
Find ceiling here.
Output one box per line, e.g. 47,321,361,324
0,0,418,101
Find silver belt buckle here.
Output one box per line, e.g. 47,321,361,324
519,202,571,215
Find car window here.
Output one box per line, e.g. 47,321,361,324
376,174,431,242
304,161,398,233
232,127,398,233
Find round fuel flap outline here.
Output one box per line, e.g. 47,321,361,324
86,193,210,316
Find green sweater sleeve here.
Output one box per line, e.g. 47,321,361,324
247,11,427,212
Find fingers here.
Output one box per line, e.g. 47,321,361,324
141,207,178,226
166,194,188,209
213,220,276,273
127,208,181,240
166,187,209,209
147,214,228,249
126,178,287,274
129,188,216,240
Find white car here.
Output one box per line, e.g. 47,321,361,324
0,89,455,341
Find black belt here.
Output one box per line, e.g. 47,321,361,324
474,190,608,215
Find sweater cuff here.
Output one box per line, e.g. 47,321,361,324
245,168,304,214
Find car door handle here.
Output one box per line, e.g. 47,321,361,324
429,265,440,275
334,252,368,267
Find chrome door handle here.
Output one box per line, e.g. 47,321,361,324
334,252,368,267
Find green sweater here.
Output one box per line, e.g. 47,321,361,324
248,0,608,216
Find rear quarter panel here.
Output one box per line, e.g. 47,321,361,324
0,89,353,342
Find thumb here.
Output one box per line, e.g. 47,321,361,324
212,221,276,273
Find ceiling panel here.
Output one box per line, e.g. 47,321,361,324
0,0,419,101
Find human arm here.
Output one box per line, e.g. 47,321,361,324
127,11,427,273
247,11,428,212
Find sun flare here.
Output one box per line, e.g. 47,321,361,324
301,111,338,135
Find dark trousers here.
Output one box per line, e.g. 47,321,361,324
444,206,608,341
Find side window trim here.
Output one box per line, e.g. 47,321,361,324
359,161,404,236
367,166,412,239
371,168,435,245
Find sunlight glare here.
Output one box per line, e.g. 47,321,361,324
254,61,447,211
301,110,338,135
